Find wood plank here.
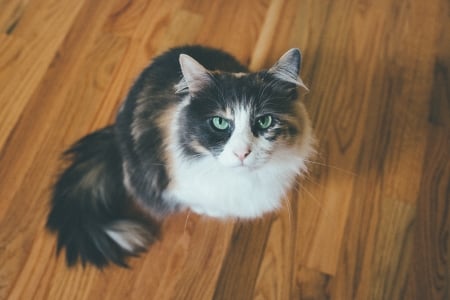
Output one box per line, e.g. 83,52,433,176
330,0,445,298
0,1,129,297
294,268,330,300
253,190,298,300
293,0,382,276
409,128,449,300
0,0,125,222
194,0,270,63
407,3,450,295
0,0,448,299
0,0,85,151
0,0,29,34
249,0,286,70
213,218,274,300
91,0,187,128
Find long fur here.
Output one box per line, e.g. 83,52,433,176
47,45,314,268
46,127,158,267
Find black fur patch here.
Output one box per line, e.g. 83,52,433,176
176,71,301,158
47,127,159,268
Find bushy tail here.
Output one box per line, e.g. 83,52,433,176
46,126,158,268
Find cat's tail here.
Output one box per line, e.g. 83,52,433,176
46,126,158,268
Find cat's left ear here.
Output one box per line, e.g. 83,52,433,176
268,48,308,91
177,54,211,95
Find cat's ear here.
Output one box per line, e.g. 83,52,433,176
268,48,308,91
177,54,211,95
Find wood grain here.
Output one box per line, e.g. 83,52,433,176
0,0,448,299
0,0,85,150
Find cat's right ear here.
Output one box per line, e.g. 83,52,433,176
177,54,211,95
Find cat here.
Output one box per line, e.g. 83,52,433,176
46,45,314,268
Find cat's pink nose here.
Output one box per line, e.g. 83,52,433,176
234,149,251,161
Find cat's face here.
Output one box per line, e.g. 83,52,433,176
176,49,310,171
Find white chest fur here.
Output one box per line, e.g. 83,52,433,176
166,148,307,219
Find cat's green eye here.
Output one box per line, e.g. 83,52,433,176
211,117,230,130
257,115,273,129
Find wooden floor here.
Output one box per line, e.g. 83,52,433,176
0,0,448,299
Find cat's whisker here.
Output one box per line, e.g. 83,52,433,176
296,184,337,226
184,211,191,234
301,176,326,191
304,159,357,176
284,195,293,230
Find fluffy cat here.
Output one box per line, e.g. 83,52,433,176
46,45,314,268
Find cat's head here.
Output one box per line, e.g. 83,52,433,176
175,49,312,171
